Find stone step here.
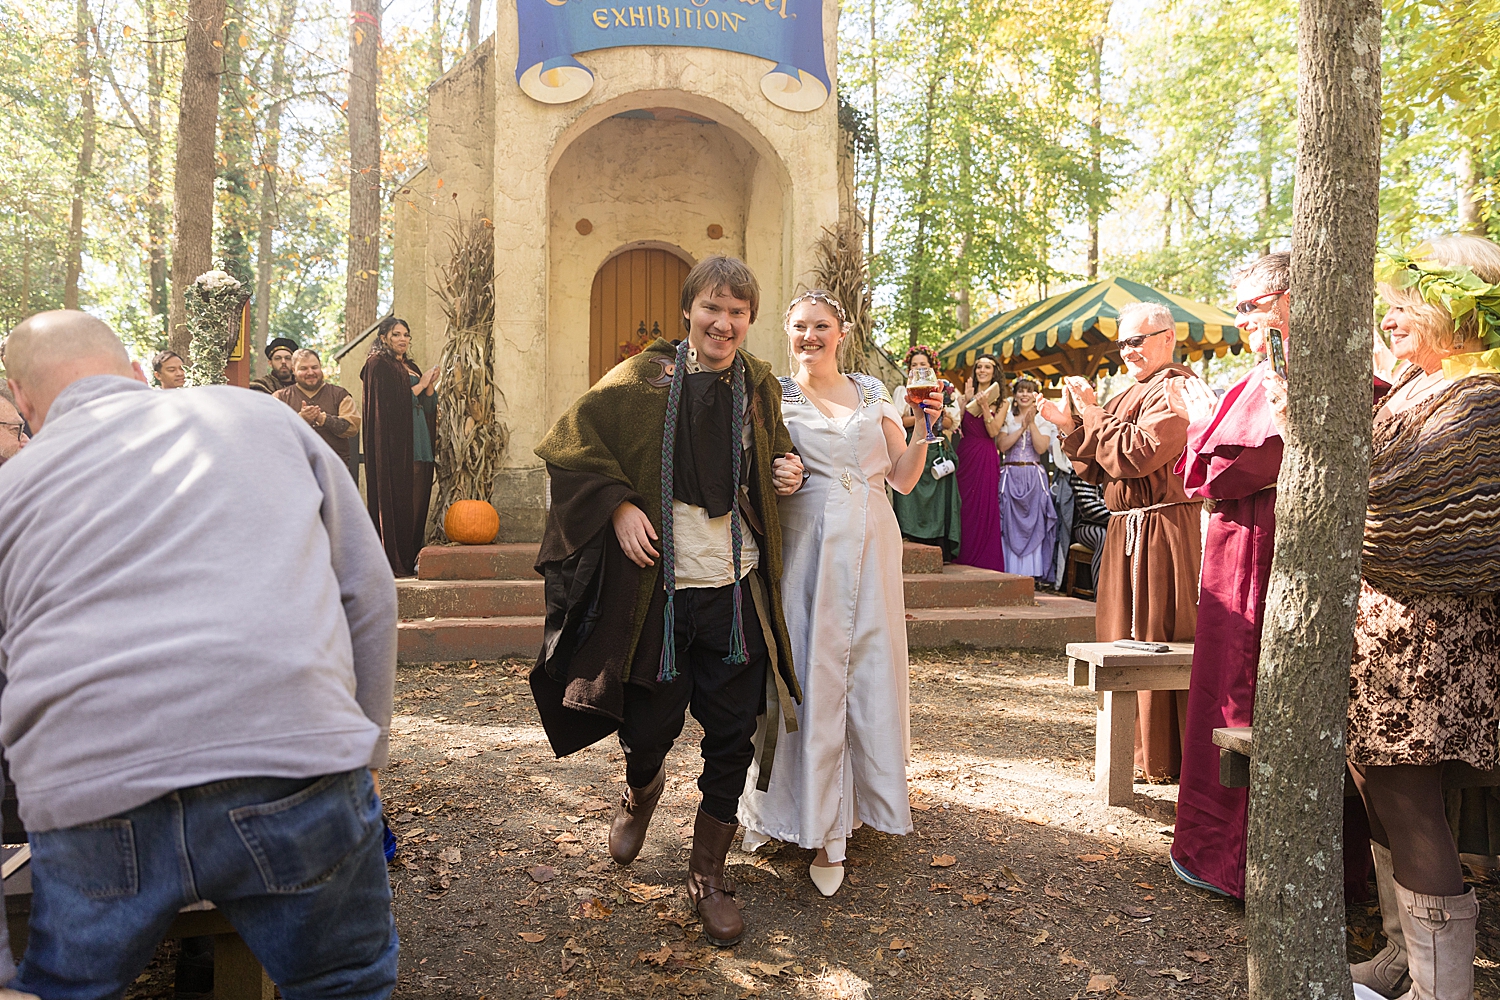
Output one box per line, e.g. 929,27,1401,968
905,565,1032,608
901,541,943,574
417,540,949,581
904,594,1097,650
396,563,1028,621
398,616,546,664
399,579,545,619
416,543,541,580
395,595,1097,664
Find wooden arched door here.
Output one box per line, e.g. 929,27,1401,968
589,248,693,384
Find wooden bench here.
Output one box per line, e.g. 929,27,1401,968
1213,726,1500,792
1066,641,1195,805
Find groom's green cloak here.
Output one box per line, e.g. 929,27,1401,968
529,339,802,758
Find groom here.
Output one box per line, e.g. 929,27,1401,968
530,255,804,947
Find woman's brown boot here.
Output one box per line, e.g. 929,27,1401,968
686,808,744,947
608,767,665,866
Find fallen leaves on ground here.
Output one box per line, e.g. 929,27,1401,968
518,932,546,943
1085,973,1118,993
580,897,613,920
639,943,673,966
527,865,556,883
748,961,793,977
625,881,677,903
1077,853,1107,863
1184,949,1212,963
1155,968,1192,982
930,854,957,868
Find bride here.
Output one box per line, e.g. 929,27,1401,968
738,290,939,896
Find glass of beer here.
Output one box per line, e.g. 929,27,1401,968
906,365,942,443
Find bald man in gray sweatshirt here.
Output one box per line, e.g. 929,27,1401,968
0,311,398,997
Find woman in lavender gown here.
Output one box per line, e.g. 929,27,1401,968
951,355,1006,572
995,377,1060,580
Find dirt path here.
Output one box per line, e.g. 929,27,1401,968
375,651,1247,999
122,651,1500,998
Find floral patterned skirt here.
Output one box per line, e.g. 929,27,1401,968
1348,581,1500,769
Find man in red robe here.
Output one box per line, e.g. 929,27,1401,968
1169,253,1287,898
1043,301,1208,780
1169,253,1374,921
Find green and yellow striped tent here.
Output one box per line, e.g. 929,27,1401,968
938,277,1241,380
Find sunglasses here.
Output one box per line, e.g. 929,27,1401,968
1235,290,1287,314
1118,328,1174,349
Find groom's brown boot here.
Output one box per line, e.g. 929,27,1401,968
608,767,665,866
686,808,744,947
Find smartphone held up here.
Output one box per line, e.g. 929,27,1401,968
1267,327,1287,380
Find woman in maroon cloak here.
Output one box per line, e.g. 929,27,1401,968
362,316,438,576
952,355,1006,572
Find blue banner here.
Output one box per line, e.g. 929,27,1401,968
516,0,829,110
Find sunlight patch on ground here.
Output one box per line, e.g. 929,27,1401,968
793,965,872,1000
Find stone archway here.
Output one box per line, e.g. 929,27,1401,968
588,244,694,384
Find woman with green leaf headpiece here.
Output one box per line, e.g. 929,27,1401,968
1346,235,1500,1000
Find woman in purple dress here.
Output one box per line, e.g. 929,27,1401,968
952,355,1006,572
995,377,1059,580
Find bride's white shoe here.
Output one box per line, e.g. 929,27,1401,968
809,862,845,897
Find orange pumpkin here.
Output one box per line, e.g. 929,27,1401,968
444,499,500,545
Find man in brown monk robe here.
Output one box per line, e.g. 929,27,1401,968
1041,301,1208,782
275,349,361,479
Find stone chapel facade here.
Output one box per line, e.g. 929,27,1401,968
366,0,848,542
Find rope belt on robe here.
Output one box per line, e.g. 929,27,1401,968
1002,461,1042,467
1112,498,1203,640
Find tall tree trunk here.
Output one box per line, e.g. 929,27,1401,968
168,0,228,358
1162,193,1172,249
866,0,881,266
217,5,254,283
255,0,296,372
955,119,972,330
1244,0,1380,995
144,0,168,330
65,0,95,311
431,0,443,77
1458,145,1483,235
467,0,481,50
907,65,941,349
345,0,382,342
1259,114,1274,256
1087,30,1104,281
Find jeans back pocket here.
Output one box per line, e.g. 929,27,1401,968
31,818,138,899
229,771,376,893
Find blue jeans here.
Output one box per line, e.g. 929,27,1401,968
15,768,398,1000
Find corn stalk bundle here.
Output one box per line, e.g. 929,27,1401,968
812,224,902,392
433,214,507,540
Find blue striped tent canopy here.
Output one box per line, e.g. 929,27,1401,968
938,277,1241,379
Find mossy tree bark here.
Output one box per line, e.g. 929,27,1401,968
1244,0,1380,996
344,0,381,342
167,0,227,358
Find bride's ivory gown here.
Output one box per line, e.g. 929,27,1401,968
739,374,913,863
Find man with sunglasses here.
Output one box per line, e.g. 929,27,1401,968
1166,251,1291,904
1040,301,1207,785
0,384,26,467
1167,253,1375,936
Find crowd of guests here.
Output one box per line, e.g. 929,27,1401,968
0,234,1495,996
890,321,1140,598
147,320,440,579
